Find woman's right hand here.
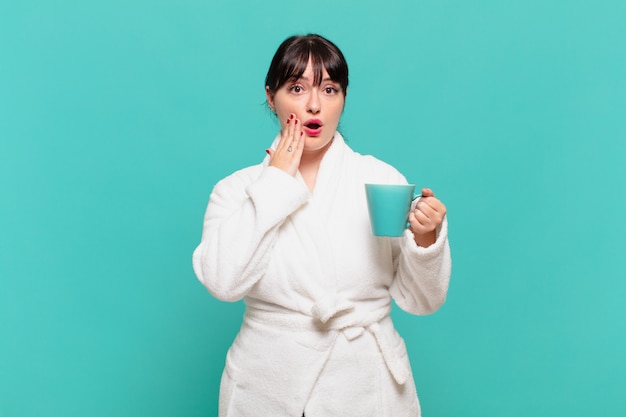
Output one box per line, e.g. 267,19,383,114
266,113,304,177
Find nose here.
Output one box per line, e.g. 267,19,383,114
306,89,321,114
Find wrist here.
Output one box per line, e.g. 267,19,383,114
413,230,436,248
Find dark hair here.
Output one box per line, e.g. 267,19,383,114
265,34,349,96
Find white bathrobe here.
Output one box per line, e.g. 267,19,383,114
192,132,451,417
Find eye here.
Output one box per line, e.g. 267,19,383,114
324,86,339,95
288,84,304,94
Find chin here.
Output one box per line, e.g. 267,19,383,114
304,136,334,152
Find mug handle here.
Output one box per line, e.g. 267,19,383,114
405,194,422,228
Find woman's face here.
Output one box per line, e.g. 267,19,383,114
266,59,345,153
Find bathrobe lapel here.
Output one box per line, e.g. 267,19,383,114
288,133,357,322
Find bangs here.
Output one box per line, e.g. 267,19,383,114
265,34,349,94
276,47,311,86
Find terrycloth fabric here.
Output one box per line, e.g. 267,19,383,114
192,132,451,417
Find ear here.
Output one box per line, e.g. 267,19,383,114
265,86,275,112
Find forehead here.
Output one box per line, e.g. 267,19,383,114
295,60,331,81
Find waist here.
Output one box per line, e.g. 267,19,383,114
242,299,410,385
243,297,392,332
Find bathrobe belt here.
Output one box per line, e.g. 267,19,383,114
244,296,410,385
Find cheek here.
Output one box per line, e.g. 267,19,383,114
328,104,344,125
330,98,345,117
274,104,294,125
274,109,288,129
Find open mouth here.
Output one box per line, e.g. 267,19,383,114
304,119,323,134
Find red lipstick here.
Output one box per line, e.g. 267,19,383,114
303,119,323,136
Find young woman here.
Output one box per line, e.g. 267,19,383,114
192,34,451,417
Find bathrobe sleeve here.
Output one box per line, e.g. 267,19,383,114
359,154,452,316
192,165,310,301
390,217,452,315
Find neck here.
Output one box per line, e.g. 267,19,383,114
298,138,334,191
301,146,328,165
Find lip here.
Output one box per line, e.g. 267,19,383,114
303,119,323,136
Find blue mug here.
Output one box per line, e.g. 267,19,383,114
365,184,421,237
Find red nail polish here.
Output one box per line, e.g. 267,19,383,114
286,118,290,124
289,114,294,119
265,149,271,155
295,119,298,124
300,131,304,136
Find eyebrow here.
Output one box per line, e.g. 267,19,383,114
291,75,338,84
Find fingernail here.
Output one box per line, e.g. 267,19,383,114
295,119,299,124
300,131,304,136
289,114,294,119
286,118,290,124
265,149,271,155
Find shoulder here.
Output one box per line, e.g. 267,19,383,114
212,163,265,199
336,132,404,180
350,150,408,184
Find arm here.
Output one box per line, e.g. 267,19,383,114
390,203,451,315
192,166,309,301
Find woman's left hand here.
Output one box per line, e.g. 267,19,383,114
408,188,447,247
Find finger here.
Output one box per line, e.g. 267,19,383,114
408,211,432,234
292,118,304,153
419,197,446,218
416,196,438,213
285,114,296,150
413,205,437,229
289,117,301,152
277,114,295,152
421,187,434,198
413,201,445,231
297,130,305,152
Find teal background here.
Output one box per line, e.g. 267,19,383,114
1,0,625,415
